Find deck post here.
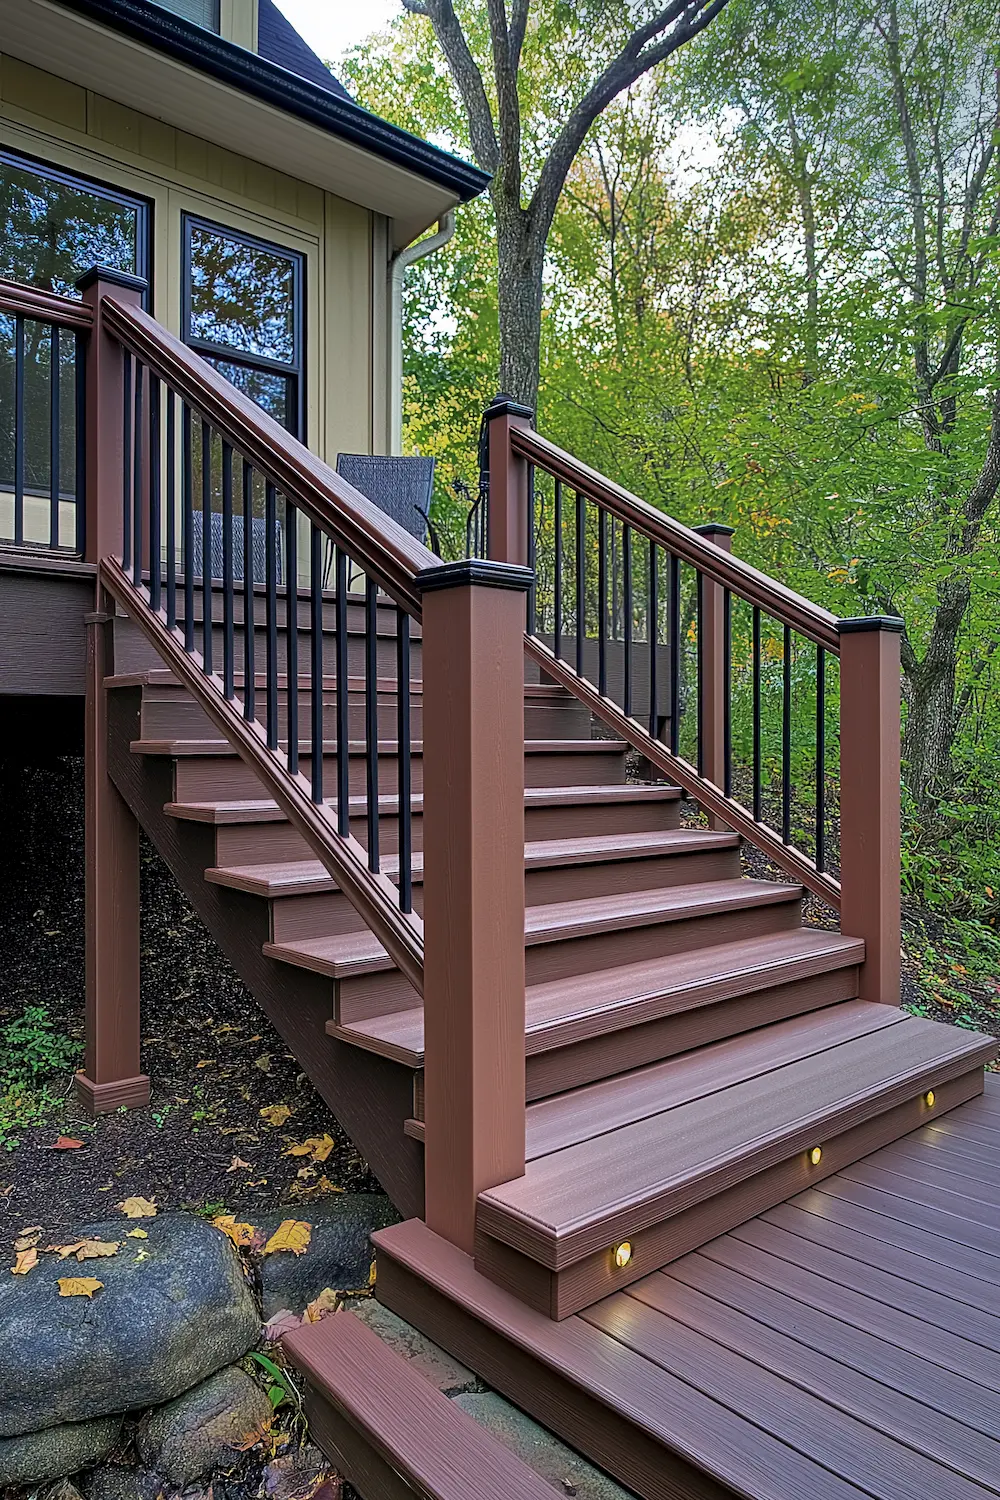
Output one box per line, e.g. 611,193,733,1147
693,524,735,828
838,616,903,1006
417,559,533,1253
485,395,533,567
76,266,150,1114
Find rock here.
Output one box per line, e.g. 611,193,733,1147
349,1298,477,1396
0,1212,260,1437
255,1197,397,1317
137,1366,273,1485
82,1466,164,1500
453,1393,638,1499
0,1415,122,1485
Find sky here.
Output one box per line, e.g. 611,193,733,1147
273,0,401,64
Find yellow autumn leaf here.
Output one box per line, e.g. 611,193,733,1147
74,1240,120,1262
212,1215,257,1249
259,1104,292,1127
45,1242,86,1259
303,1287,340,1323
127,1229,148,1240
117,1197,157,1219
368,1255,377,1287
283,1134,334,1163
262,1219,311,1257
58,1277,103,1298
12,1247,38,1275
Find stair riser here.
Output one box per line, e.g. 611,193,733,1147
524,898,803,985
172,747,627,802
474,1065,987,1319
267,847,744,943
336,968,419,1023
216,813,422,865
524,800,680,840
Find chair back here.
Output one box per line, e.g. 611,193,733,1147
335,454,435,544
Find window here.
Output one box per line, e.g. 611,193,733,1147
182,215,305,436
151,0,221,31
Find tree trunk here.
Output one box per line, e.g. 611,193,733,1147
901,574,967,820
495,200,546,410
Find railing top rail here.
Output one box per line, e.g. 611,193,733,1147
512,425,842,653
101,295,438,617
0,278,95,333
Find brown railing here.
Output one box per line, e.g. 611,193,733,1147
486,398,902,1007
0,278,91,554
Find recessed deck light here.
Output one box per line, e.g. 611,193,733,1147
808,1146,823,1166
924,1090,936,1108
613,1241,633,1269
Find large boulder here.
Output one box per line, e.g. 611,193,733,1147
137,1366,273,1485
255,1195,396,1317
0,1213,260,1437
0,1415,122,1485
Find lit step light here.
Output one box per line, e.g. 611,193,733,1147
924,1089,936,1108
613,1242,632,1269
808,1146,823,1166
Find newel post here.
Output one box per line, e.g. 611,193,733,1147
76,266,151,1114
838,616,903,1006
693,524,736,828
485,395,533,566
417,559,534,1253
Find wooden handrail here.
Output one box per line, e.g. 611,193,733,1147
100,557,426,993
0,278,95,332
101,296,437,617
512,426,842,653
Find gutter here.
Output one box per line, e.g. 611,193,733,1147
389,211,456,455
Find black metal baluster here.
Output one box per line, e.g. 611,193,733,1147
49,323,60,548
554,479,563,658
598,505,607,697
201,418,212,673
74,331,86,556
286,503,299,775
648,541,659,739
575,491,586,678
723,589,732,798
165,390,176,631
242,461,255,721
397,610,412,914
265,482,278,749
221,441,234,698
310,522,324,803
335,549,350,836
122,353,132,571
623,524,633,718
149,375,161,612
132,363,143,589
696,571,705,775
527,463,536,632
669,553,680,753
752,605,762,822
183,405,194,652
816,646,826,872
782,624,792,842
365,577,380,873
13,316,24,546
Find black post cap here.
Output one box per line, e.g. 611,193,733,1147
75,265,149,295
416,559,534,594
484,393,534,422
693,523,737,539
838,615,905,634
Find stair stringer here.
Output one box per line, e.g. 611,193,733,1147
107,685,424,1219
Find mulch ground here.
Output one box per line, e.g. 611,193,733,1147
0,755,379,1242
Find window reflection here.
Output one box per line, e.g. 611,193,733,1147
203,356,290,428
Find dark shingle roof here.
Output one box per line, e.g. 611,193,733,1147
256,0,351,100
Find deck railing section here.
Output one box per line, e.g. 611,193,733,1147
0,279,90,554
486,397,903,1006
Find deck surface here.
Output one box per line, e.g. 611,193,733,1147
584,1072,1000,1497
376,1073,1000,1500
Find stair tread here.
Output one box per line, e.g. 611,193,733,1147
206,829,740,897
264,878,803,980
331,929,866,1068
476,1014,997,1267
165,781,682,825
132,736,627,757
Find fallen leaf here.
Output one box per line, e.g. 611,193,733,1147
263,1308,301,1341
18,1225,42,1236
284,1135,334,1163
213,1214,257,1248
58,1276,103,1298
12,1248,38,1275
255,1055,273,1072
117,1197,157,1218
13,1234,39,1253
368,1256,377,1287
196,1059,216,1069
49,1137,84,1150
260,1104,292,1128
226,1156,252,1173
45,1242,86,1259
74,1240,120,1262
126,1228,148,1239
303,1287,340,1323
262,1220,311,1257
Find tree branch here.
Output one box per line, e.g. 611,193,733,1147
406,0,500,173
487,0,522,191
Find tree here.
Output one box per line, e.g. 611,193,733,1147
398,0,731,408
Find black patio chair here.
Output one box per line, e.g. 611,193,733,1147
190,508,280,585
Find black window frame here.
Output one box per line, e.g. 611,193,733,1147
0,144,153,305
181,212,306,439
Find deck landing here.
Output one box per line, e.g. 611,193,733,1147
374,1074,1000,1500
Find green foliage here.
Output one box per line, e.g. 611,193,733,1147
0,1005,80,1151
